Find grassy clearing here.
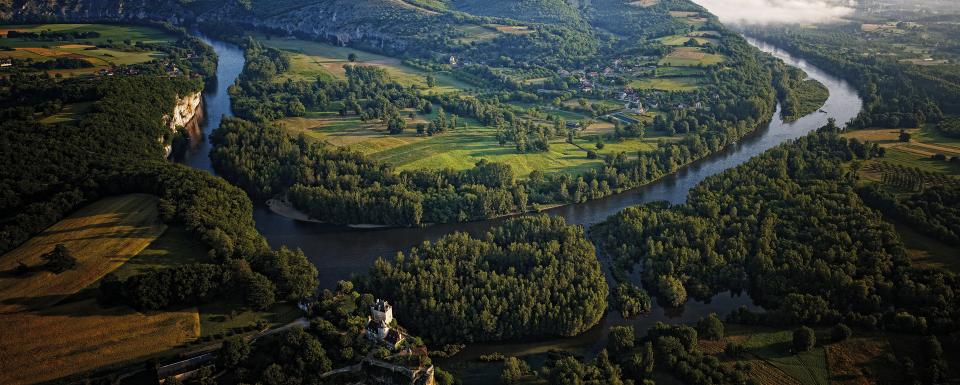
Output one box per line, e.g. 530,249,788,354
841,127,960,175
109,225,210,281
733,327,830,385
0,193,166,314
258,35,470,93
891,218,960,272
0,193,203,384
0,299,199,385
824,335,899,385
660,47,724,67
39,101,94,124
0,24,173,76
198,298,301,338
629,77,701,91
658,34,718,46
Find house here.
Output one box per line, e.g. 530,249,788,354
449,56,458,66
366,299,405,350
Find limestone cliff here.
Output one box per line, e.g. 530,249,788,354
162,91,203,158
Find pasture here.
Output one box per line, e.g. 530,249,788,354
660,47,725,67
258,36,470,93
0,193,204,384
0,299,199,385
0,24,173,76
841,127,960,175
280,114,665,177
658,34,719,46
629,76,702,91
0,194,166,314
720,325,830,385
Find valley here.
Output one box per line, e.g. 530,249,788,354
1,0,959,385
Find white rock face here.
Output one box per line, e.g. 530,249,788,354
161,92,202,158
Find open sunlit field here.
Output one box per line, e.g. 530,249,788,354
281,114,666,177
660,47,725,67
0,193,166,314
257,35,470,93
0,299,199,385
0,24,173,76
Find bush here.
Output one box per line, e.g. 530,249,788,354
725,342,745,358
831,323,852,342
41,243,78,273
696,313,724,340
793,326,816,352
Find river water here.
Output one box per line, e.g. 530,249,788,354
190,33,861,383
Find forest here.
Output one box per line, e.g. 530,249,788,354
0,47,316,314
594,121,960,334
360,215,608,344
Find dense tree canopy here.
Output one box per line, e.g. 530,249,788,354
362,215,607,344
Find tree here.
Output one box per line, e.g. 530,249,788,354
657,275,687,307
899,129,911,142
426,75,437,88
218,336,251,369
831,323,852,342
696,313,724,340
500,357,531,384
246,272,276,310
595,136,605,150
793,326,816,352
42,243,77,273
348,53,358,62
609,326,635,355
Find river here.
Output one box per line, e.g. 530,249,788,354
190,33,861,383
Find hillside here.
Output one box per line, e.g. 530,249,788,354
450,0,584,25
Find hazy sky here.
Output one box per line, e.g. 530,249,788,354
691,0,857,25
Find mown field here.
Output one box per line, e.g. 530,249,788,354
0,299,199,385
629,76,702,91
281,112,667,177
660,47,725,67
704,325,832,385
257,35,470,93
0,24,174,76
842,126,960,176
0,194,204,384
0,193,167,313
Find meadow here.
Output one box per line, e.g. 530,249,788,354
0,24,174,76
659,47,725,67
841,127,960,176
281,112,666,177
257,35,471,93
629,76,702,91
0,299,199,385
0,193,167,313
0,194,203,384
721,326,831,385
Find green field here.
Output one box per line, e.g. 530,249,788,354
38,101,94,124
660,47,725,67
0,24,174,76
258,35,471,94
737,327,830,385
281,113,666,177
629,77,702,91
658,34,719,46
109,225,210,280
